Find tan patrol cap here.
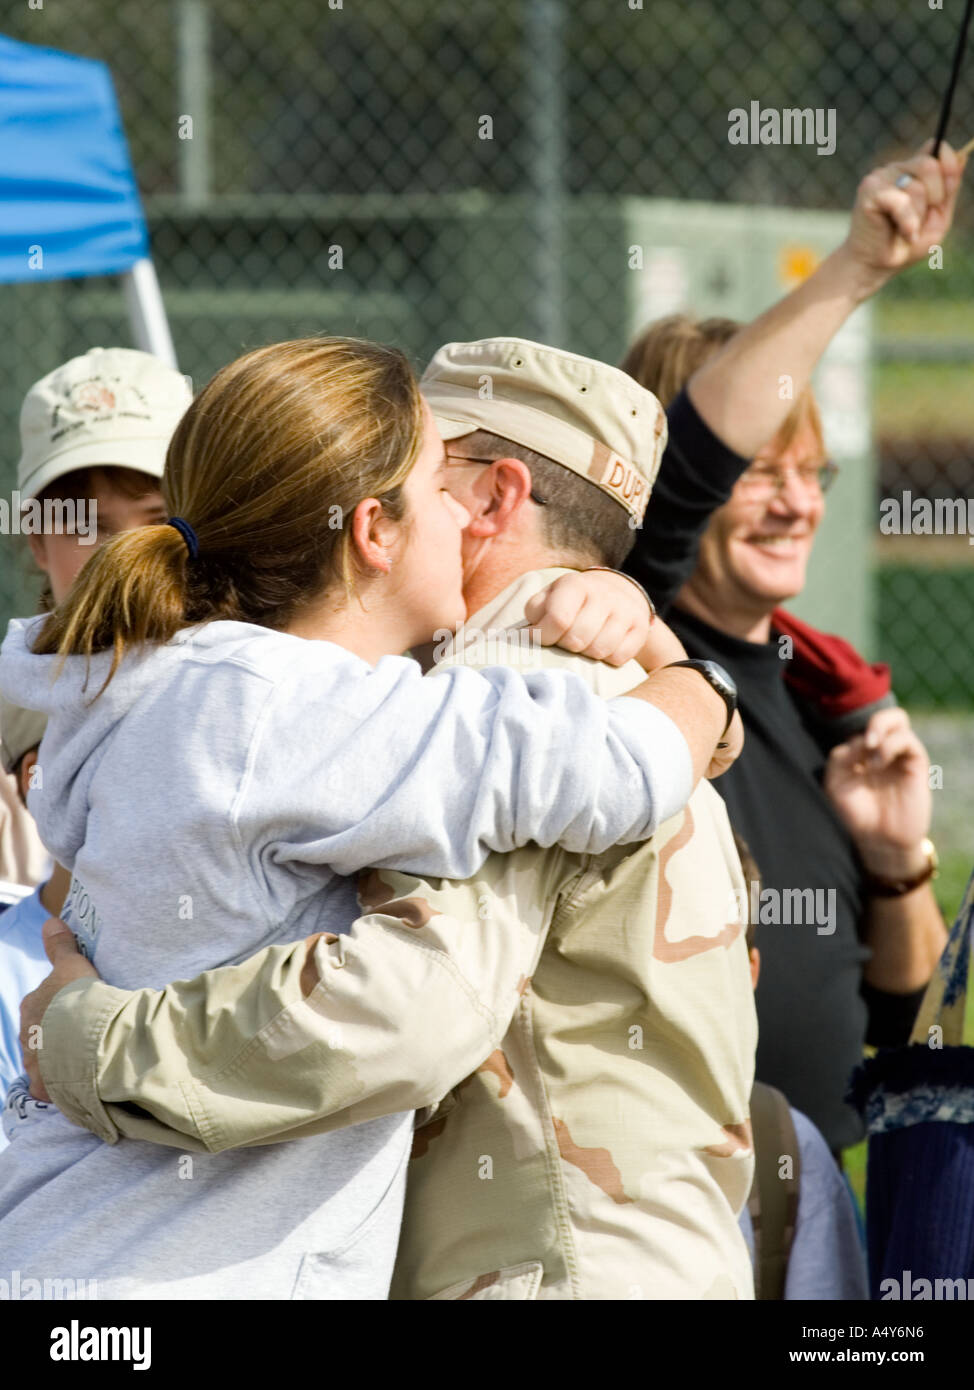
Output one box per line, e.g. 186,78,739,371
421,337,667,526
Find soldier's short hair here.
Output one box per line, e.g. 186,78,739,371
457,428,636,570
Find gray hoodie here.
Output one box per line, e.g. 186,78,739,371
0,616,691,1299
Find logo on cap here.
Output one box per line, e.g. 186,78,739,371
74,383,118,413
50,377,153,443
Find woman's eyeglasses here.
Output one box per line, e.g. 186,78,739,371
736,459,839,500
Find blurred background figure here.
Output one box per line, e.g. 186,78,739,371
1,346,191,881
623,309,945,1157
0,348,191,1126
17,347,186,612
3,347,188,897
741,911,869,1301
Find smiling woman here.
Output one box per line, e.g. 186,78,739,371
621,314,832,643
681,404,831,641
621,310,945,1160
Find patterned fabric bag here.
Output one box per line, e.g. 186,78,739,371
848,868,974,1299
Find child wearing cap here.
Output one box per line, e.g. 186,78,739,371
0,349,192,1104
17,346,192,611
3,348,192,881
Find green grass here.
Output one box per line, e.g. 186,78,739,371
873,297,974,435
935,851,973,926
844,1140,868,1214
875,363,974,435
877,297,974,341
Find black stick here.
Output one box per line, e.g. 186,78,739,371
933,0,974,156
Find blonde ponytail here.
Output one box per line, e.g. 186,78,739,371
32,523,192,690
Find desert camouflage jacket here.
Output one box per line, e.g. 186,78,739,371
38,568,757,1299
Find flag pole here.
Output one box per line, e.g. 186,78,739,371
122,257,178,369
932,0,974,156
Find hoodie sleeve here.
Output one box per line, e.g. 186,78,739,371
236,654,692,894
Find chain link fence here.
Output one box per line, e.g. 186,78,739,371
2,0,973,722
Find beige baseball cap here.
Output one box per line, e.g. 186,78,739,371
0,697,46,776
421,337,667,526
17,347,193,502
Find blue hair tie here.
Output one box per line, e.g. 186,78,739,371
167,516,199,561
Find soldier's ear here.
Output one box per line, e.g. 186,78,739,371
470,459,533,538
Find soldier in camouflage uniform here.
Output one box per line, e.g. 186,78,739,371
25,339,757,1299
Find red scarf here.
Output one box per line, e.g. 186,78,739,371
772,608,891,719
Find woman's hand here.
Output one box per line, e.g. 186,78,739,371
840,141,966,295
524,569,654,667
20,918,99,1102
824,708,933,875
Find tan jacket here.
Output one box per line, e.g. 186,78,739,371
39,569,756,1299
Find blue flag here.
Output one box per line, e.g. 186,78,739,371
0,34,148,283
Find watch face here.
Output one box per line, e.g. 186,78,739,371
702,661,737,704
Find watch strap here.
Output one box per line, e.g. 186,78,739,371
665,659,736,737
863,839,939,899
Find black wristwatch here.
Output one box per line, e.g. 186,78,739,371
665,659,738,737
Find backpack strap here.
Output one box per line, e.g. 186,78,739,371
747,1081,801,1300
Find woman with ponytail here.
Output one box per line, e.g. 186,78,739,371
0,336,729,1299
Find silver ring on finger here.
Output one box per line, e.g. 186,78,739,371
894,172,915,190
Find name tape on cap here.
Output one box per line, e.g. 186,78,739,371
588,441,649,522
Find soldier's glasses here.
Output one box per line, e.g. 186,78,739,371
445,452,548,507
